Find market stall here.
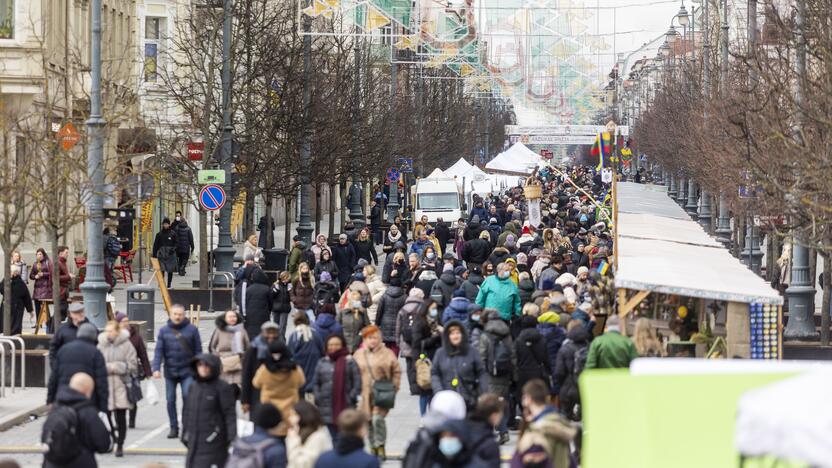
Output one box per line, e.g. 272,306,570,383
484,142,543,175
615,182,783,359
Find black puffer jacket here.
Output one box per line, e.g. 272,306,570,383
182,354,237,468
518,278,536,305
332,242,356,285
47,336,109,412
375,286,407,343
353,238,378,265
48,318,91,370
554,325,590,411
174,222,194,254
515,316,552,390
243,269,274,339
312,354,362,424
271,281,292,318
461,238,491,265
429,270,460,312
461,273,484,302
44,387,112,468
430,320,488,409
486,247,513,267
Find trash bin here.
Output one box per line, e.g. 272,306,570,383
263,248,289,272
126,285,156,342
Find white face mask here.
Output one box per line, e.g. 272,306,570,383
352,301,363,309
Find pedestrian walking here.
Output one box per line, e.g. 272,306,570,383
243,234,262,264
513,379,577,468
475,262,522,322
208,310,250,387
441,289,471,326
30,248,52,320
287,312,324,396
314,410,379,468
227,402,287,468
182,353,237,468
288,236,306,278
272,271,293,339
374,275,407,354
103,229,122,284
312,305,343,341
364,264,386,323
47,322,108,414
42,373,112,468
152,218,178,288
585,314,638,369
478,310,514,443
0,264,32,335
253,340,306,436
460,265,484,302
97,320,137,457
431,320,488,411
291,263,316,317
52,246,73,333
312,334,362,436
310,234,329,263
466,394,504,467
243,268,274,340
332,234,356,291
313,249,338,283
382,224,405,255
286,400,333,468
554,320,590,421
241,321,281,418
461,231,491,271
633,317,667,357
174,219,194,276
353,325,401,459
151,304,202,439
430,265,460,317
337,291,370,352
536,311,566,394
354,228,378,266
258,215,276,249
116,312,151,429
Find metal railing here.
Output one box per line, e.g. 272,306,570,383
209,271,235,313
0,336,25,397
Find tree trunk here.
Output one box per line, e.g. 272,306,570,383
314,183,321,237
198,209,208,289
328,182,336,239
284,197,292,250
50,226,61,334
822,250,830,346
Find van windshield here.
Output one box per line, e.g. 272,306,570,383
418,193,459,210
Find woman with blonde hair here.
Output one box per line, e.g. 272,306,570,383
633,318,666,357
98,320,137,456
243,234,261,262
291,262,315,318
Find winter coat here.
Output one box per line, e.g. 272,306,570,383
461,238,490,265
518,278,536,305
435,222,452,251
409,238,434,259
463,220,485,241
288,245,305,277
375,286,406,343
287,425,332,468
44,387,112,468
337,307,369,352
460,273,484,303
383,233,406,255
182,354,237,468
464,419,502,468
208,315,250,386
430,321,488,409
365,273,386,322
287,325,324,393
354,344,401,414
441,297,471,326
57,256,71,299
513,407,577,468
312,354,362,424
152,318,202,379
272,281,293,317
515,322,551,389
258,217,276,249
313,259,339,282
314,438,379,468
536,322,566,393
585,331,638,369
332,243,356,284
347,280,372,308
313,282,340,312
0,275,32,335
429,270,460,312
554,326,590,409
47,337,109,413
244,269,274,339
97,329,138,410
477,319,515,397
395,296,425,359
353,238,378,265
486,247,513,267
128,324,152,378
412,269,439,298
313,313,343,341
48,317,90,370
152,228,178,272
30,258,52,300
291,276,315,310
253,364,305,435
174,223,194,254
475,275,522,321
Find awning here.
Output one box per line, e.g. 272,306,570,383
485,142,542,175
615,182,783,305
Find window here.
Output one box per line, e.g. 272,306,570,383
0,0,13,39
144,17,164,82
417,193,460,210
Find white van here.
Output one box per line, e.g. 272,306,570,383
413,177,464,228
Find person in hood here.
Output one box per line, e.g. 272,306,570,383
313,304,343,341
253,340,306,437
287,312,324,395
402,390,468,468
242,268,274,339
332,234,357,290
288,236,306,278
383,224,406,255
353,325,401,459
395,289,430,411
469,201,488,226
0,264,32,335
504,258,520,285
241,321,281,418
476,263,522,322
515,316,552,407
338,291,370,352
517,271,536,306
554,320,590,421
96,321,137,457
209,310,250,388
47,322,109,414
441,289,471,326
364,264,386,323
313,249,338,283
313,271,340,315
313,334,362,437
477,310,515,443
375,274,407,355
354,228,378,266
174,219,194,276
430,265,461,317
43,373,112,468
461,231,491,270
536,312,566,396
431,320,488,410
291,263,316,314
314,410,378,468
412,259,439,298
152,218,178,288
311,234,330,263
460,266,484,302
152,304,202,439
486,218,502,249
496,221,518,248
182,353,237,468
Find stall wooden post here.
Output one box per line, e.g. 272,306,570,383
150,258,172,316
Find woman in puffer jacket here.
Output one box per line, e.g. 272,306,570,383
430,320,489,411
312,334,362,435
374,275,407,356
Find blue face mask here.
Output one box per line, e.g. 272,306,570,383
471,315,480,322
580,214,588,223
438,437,463,458
429,308,438,318
427,252,435,260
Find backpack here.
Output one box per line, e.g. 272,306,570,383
403,428,436,468
490,337,513,376
415,356,432,390
41,405,81,464
226,436,279,468
573,345,589,378
106,236,121,258
401,308,417,345
430,287,445,307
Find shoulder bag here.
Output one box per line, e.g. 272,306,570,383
363,350,396,410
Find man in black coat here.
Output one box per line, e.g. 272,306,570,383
44,373,112,468
243,268,274,339
370,200,382,243
182,353,237,468
332,233,357,290
47,323,109,413
434,218,451,253
0,265,33,335
461,233,491,270
48,303,90,370
174,219,195,276
152,218,178,288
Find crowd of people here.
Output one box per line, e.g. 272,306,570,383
36,165,668,468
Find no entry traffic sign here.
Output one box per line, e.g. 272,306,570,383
199,184,226,211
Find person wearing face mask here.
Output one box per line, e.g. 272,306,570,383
253,340,306,437
512,379,577,468
409,227,434,259
430,321,488,411
337,291,370,352
476,263,522,322
291,263,316,318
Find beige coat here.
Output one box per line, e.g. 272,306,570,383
208,325,250,385
97,329,138,411
353,344,401,415
286,425,333,468
364,274,387,322
253,365,305,436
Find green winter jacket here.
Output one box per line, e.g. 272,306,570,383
475,275,521,321
585,331,638,369
287,245,304,277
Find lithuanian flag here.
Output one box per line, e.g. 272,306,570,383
591,132,611,170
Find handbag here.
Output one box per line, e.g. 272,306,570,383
220,353,242,373
124,375,143,404
363,351,396,410
415,356,432,390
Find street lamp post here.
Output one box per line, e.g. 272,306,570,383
685,179,698,217
80,0,109,328
297,2,315,244
386,48,399,223
677,176,688,206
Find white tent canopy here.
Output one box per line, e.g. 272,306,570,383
426,168,446,179
485,142,542,175
615,183,782,304
443,158,474,178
